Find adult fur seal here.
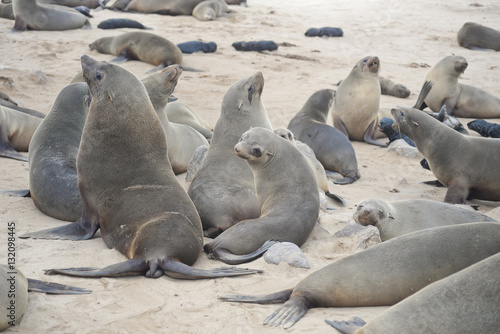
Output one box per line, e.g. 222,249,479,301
20,56,260,280
0,2,14,20
457,22,500,51
188,72,272,238
89,32,182,70
221,222,500,328
12,0,90,31
392,107,500,204
414,55,500,118
328,252,500,333
28,83,91,222
378,76,410,98
288,89,361,184
192,0,228,21
124,0,204,15
331,56,385,146
204,128,319,264
354,198,497,241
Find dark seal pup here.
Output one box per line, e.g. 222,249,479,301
467,119,500,138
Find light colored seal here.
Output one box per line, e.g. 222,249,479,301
204,127,320,264
20,55,260,280
331,56,385,146
124,0,204,15
415,55,500,118
192,0,228,21
354,198,497,241
142,65,209,174
221,222,500,328
89,31,182,69
28,82,90,222
165,101,213,140
12,0,90,31
378,76,410,98
457,22,500,51
328,252,500,333
288,89,361,184
188,72,273,238
392,106,500,204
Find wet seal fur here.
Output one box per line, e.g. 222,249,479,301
457,22,500,51
20,56,260,280
204,127,320,264
392,107,500,204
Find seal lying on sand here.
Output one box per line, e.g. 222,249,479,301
20,56,260,280
204,127,319,264
467,119,500,138
192,0,228,21
124,0,203,15
457,22,500,51
221,222,500,328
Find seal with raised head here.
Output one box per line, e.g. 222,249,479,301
331,56,385,146
20,56,260,280
392,106,500,204
89,31,182,70
288,89,361,184
188,72,272,238
12,0,90,31
221,222,500,328
414,55,500,118
354,198,497,241
192,0,228,21
328,252,500,334
204,127,319,264
124,0,203,15
457,22,500,51
28,82,91,222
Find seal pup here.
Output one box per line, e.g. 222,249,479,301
328,252,500,334
414,55,500,118
377,117,414,146
12,0,90,31
188,72,273,238
124,0,204,15
204,127,319,264
467,119,500,138
392,107,500,204
220,222,500,328
20,56,260,280
97,18,150,29
331,56,385,146
28,83,90,222
89,32,182,70
354,198,497,241
165,101,213,140
142,65,209,174
192,0,229,21
288,89,360,184
457,22,500,51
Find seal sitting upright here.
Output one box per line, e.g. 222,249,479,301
20,56,260,280
204,127,320,264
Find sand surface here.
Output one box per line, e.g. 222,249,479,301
1,0,499,333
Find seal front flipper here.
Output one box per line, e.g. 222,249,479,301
363,120,386,147
332,176,357,185
27,278,91,295
1,189,30,197
325,192,346,205
160,258,262,279
205,239,279,265
325,317,366,334
20,214,99,240
444,177,470,204
413,80,434,110
0,142,28,161
45,259,149,278
263,297,309,329
11,16,27,32
220,289,293,304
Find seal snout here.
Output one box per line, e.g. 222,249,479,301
367,56,380,73
250,71,265,97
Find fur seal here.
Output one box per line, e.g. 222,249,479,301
142,65,209,174
0,3,14,20
392,107,500,204
331,56,385,146
377,117,414,146
28,83,90,222
221,222,500,328
20,56,260,280
378,76,411,98
0,99,46,118
457,22,500,51
165,101,213,140
124,0,204,15
288,89,361,184
467,119,500,138
89,32,182,70
354,198,497,241
192,0,228,21
188,72,273,238
328,252,500,333
97,18,150,29
12,0,90,31
204,127,319,264
415,55,500,118
176,41,217,54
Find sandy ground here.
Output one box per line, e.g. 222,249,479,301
1,0,499,333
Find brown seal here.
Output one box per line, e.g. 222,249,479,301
124,0,203,15
89,31,182,69
288,89,361,184
204,127,320,264
20,56,260,280
354,198,497,241
165,101,213,140
392,106,500,204
378,76,411,98
415,55,500,118
188,72,272,238
221,222,500,328
457,22,500,51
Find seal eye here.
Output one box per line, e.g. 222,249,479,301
96,72,102,81
363,58,368,64
280,133,286,139
252,147,262,157
248,85,253,94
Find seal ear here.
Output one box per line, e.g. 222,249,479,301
411,121,419,127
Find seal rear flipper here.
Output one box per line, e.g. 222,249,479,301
160,258,262,280
422,179,445,187
19,217,99,240
220,288,293,304
0,148,28,161
325,317,367,334
1,189,30,197
325,191,346,205
206,239,279,265
413,80,433,110
263,297,309,329
44,259,148,278
332,177,356,185
27,278,91,295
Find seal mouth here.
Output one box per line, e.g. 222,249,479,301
366,56,380,74
455,60,468,74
